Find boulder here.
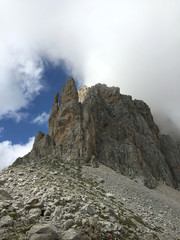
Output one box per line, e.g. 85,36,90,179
27,224,61,240
86,204,96,216
63,219,74,230
0,189,13,200
0,216,13,227
25,198,44,210
61,228,91,240
61,229,77,240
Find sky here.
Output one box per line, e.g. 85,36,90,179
0,0,180,170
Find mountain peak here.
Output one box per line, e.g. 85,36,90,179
13,78,180,190
60,77,78,105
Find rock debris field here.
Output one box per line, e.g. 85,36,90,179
83,164,180,240
0,154,179,240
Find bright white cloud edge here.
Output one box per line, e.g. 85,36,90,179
32,112,50,125
0,137,34,170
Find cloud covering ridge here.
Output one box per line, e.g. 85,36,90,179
0,0,180,130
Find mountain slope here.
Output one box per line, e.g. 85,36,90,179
1,155,180,239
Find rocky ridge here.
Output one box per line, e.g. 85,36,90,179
0,154,180,239
15,77,180,190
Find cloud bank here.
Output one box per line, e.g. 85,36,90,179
0,137,34,170
0,0,180,132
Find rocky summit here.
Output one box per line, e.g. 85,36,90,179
15,77,180,190
0,78,180,240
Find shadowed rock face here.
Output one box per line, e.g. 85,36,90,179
13,78,180,189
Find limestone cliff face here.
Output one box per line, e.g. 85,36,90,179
48,78,83,160
14,78,180,189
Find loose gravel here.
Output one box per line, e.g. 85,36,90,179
82,164,180,240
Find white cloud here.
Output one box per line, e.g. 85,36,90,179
0,9,44,119
32,112,49,125
0,0,180,133
1,111,28,123
0,137,34,170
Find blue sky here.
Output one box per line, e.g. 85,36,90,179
0,0,180,169
0,64,68,143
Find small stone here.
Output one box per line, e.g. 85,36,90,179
44,207,51,217
0,216,13,227
86,205,96,216
29,208,42,218
25,198,44,210
97,177,104,184
63,219,74,230
0,189,13,200
0,180,6,186
106,193,115,198
53,206,63,217
62,229,91,240
61,228,77,240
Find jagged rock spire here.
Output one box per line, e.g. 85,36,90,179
59,77,78,107
49,92,59,136
48,78,83,159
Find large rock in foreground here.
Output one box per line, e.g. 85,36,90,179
13,78,180,189
27,224,61,240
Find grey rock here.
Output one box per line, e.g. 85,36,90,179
0,216,13,227
144,177,157,189
61,229,91,240
53,206,63,217
86,205,96,216
96,177,104,184
63,219,74,230
0,228,5,236
28,216,39,224
44,207,51,217
81,216,102,240
90,155,98,168
29,208,42,218
106,193,115,198
0,189,13,200
61,229,77,240
27,224,61,240
0,180,6,186
25,198,44,210
72,235,91,240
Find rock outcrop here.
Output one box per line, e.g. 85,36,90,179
13,78,180,189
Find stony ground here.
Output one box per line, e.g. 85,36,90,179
0,154,179,240
82,165,180,240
